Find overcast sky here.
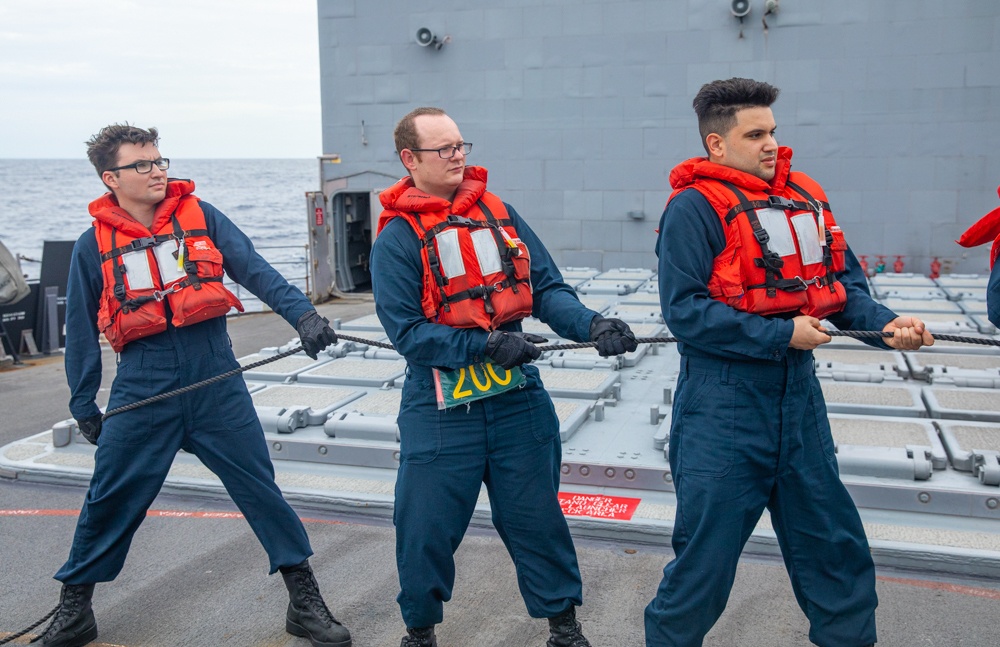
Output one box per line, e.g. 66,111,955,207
0,1,322,159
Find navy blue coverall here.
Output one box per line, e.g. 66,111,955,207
370,204,597,629
58,201,314,584
644,188,896,647
988,262,999,327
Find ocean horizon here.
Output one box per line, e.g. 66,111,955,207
1,158,323,290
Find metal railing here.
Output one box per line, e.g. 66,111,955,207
224,243,311,315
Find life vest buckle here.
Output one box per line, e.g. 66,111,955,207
128,236,156,251
491,281,505,293
767,195,796,210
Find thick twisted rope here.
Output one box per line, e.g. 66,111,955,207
0,604,59,645
100,329,997,421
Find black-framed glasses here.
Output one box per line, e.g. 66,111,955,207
106,158,170,174
409,143,472,159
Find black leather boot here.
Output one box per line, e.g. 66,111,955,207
34,583,98,647
546,606,591,647
399,626,437,647
280,560,352,647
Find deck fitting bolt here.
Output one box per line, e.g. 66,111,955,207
663,472,672,483
272,442,282,451
987,498,999,510
605,467,616,478
318,446,328,455
624,469,636,480
918,492,931,504
579,466,590,476
561,464,570,475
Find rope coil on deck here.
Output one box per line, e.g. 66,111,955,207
99,330,998,421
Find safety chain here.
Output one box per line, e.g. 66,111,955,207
99,329,997,421
0,603,59,645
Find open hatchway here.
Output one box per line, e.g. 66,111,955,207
306,158,397,302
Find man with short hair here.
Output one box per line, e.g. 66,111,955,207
40,124,350,647
370,107,637,647
645,78,934,647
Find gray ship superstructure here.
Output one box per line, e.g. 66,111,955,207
308,0,1000,299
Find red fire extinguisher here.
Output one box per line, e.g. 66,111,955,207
929,257,941,279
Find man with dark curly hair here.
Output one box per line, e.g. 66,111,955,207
645,79,933,647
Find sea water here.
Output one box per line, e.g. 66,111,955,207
0,159,317,297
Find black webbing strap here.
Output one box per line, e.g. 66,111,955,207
718,180,786,298
723,196,817,225
786,179,837,291
409,213,452,311
476,199,523,294
99,229,208,262
109,229,128,304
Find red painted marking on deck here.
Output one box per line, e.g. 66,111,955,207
557,492,641,520
0,509,79,516
878,575,1000,600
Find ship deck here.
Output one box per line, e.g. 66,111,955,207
2,274,999,646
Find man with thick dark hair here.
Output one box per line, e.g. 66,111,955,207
38,124,350,647
645,78,933,647
371,107,637,647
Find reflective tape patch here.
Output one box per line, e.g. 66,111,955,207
121,249,154,290
471,228,502,276
755,208,797,257
791,213,823,265
153,239,187,284
435,228,465,279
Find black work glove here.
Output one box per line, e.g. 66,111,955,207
589,315,639,357
296,310,338,360
484,331,547,370
76,416,102,445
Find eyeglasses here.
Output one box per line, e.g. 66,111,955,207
408,143,472,159
106,158,170,174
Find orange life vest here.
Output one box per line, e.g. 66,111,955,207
377,167,533,330
91,179,243,351
668,149,848,319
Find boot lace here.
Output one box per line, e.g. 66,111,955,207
400,626,435,647
33,587,89,642
289,570,340,626
549,617,591,647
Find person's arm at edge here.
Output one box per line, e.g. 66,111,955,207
64,230,104,420
506,204,597,343
202,201,312,328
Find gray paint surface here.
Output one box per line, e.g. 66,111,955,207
318,0,1000,274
